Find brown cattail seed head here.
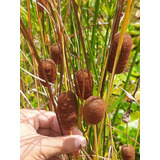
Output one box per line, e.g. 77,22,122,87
75,69,93,100
107,32,132,74
121,144,135,160
83,96,106,125
38,59,56,87
58,91,78,131
50,44,62,65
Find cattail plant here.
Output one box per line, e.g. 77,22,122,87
75,69,93,100
121,144,135,160
57,91,78,131
38,59,56,86
57,91,78,160
107,32,132,74
83,96,106,125
50,43,62,65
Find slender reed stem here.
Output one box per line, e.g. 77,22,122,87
97,48,109,96
126,123,129,146
93,125,98,160
80,145,92,160
134,118,140,148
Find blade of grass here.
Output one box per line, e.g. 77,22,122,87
20,90,34,109
85,29,97,86
20,66,53,86
20,75,25,106
20,49,34,69
91,0,99,50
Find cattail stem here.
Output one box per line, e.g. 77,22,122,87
80,145,92,160
93,125,98,160
97,48,109,96
126,123,129,146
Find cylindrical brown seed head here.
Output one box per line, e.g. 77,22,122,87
58,91,78,131
107,32,132,74
83,96,106,125
50,44,62,65
121,144,135,160
38,59,56,87
75,69,93,100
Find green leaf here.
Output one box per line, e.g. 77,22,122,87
26,75,32,83
131,102,138,112
130,111,140,122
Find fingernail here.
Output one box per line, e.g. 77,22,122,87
74,136,86,149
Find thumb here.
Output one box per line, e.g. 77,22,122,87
39,135,86,159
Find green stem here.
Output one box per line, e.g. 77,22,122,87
93,125,98,160
134,118,140,148
36,9,47,59
89,0,100,83
126,123,129,146
91,0,100,50
100,22,110,73
85,30,99,84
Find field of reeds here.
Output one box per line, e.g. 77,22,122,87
20,0,140,159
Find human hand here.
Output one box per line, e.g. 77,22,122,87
20,109,86,160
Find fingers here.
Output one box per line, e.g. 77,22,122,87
37,127,83,137
39,134,86,159
20,109,57,131
72,128,83,136
21,109,82,136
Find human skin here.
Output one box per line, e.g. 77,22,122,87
20,109,86,160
